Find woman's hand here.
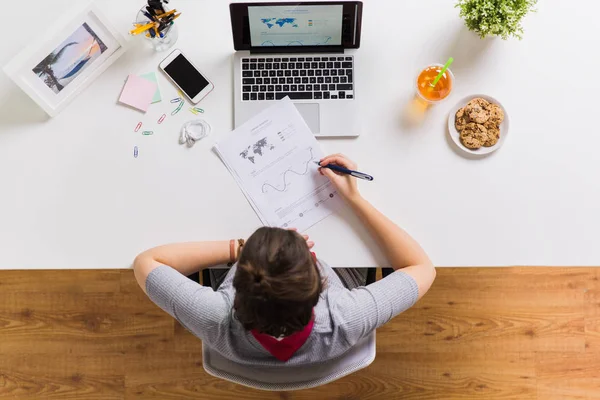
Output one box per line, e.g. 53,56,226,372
319,154,361,203
302,234,315,250
288,228,315,249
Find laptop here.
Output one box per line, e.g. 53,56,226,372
230,2,363,137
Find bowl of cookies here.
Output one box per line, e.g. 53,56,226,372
447,95,508,155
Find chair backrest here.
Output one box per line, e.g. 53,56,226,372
202,332,376,391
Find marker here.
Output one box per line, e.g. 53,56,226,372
315,161,374,181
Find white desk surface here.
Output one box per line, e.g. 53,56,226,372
1,0,599,269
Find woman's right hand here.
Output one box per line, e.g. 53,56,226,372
319,154,361,202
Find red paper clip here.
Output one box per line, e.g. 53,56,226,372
134,122,142,132
157,114,166,124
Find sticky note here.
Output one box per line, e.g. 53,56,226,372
139,72,162,103
118,74,157,113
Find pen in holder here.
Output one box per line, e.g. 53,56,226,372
133,2,180,52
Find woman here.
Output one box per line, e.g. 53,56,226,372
133,154,435,378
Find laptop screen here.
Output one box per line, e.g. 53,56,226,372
247,5,343,47
230,2,363,52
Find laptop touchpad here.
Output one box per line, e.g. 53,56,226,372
294,103,320,134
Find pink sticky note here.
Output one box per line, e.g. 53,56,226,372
118,74,158,113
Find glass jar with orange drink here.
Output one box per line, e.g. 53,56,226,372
416,63,454,103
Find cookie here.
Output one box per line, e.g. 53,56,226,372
465,100,490,124
459,122,488,150
482,121,500,147
488,104,504,125
466,97,491,110
455,107,469,131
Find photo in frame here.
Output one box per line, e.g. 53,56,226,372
3,3,128,117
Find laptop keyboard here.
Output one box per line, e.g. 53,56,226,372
240,56,354,101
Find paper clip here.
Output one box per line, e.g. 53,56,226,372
170,98,181,103
189,107,199,115
193,107,204,113
142,131,154,135
157,114,166,124
134,122,142,132
177,89,185,99
133,146,139,158
171,101,184,116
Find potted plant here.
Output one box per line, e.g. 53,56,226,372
455,0,537,40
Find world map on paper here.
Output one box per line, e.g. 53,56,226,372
240,137,276,164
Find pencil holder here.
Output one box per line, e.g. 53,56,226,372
135,7,178,52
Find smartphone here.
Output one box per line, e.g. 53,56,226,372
159,49,214,104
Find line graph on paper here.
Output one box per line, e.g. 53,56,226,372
261,147,317,194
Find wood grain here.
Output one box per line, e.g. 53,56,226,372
0,270,121,293
0,355,124,399
383,268,587,354
0,267,598,399
536,352,600,400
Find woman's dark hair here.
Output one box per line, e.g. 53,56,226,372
233,227,323,337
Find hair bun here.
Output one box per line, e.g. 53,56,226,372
232,226,324,337
252,269,264,283
252,269,273,300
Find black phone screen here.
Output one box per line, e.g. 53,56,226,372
164,54,209,98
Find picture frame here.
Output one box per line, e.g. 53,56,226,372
3,2,128,117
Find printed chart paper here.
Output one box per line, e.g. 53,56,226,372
214,98,342,232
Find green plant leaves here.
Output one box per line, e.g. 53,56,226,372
455,0,537,40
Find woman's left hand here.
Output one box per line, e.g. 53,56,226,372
288,228,315,249
303,234,315,250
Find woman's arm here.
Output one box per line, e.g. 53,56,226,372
133,241,234,294
319,154,436,300
347,197,436,299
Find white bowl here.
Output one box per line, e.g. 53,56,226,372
447,94,509,155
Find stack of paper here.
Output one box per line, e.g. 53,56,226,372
139,72,162,103
214,98,342,232
118,74,158,112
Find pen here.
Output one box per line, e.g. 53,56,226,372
315,161,374,181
